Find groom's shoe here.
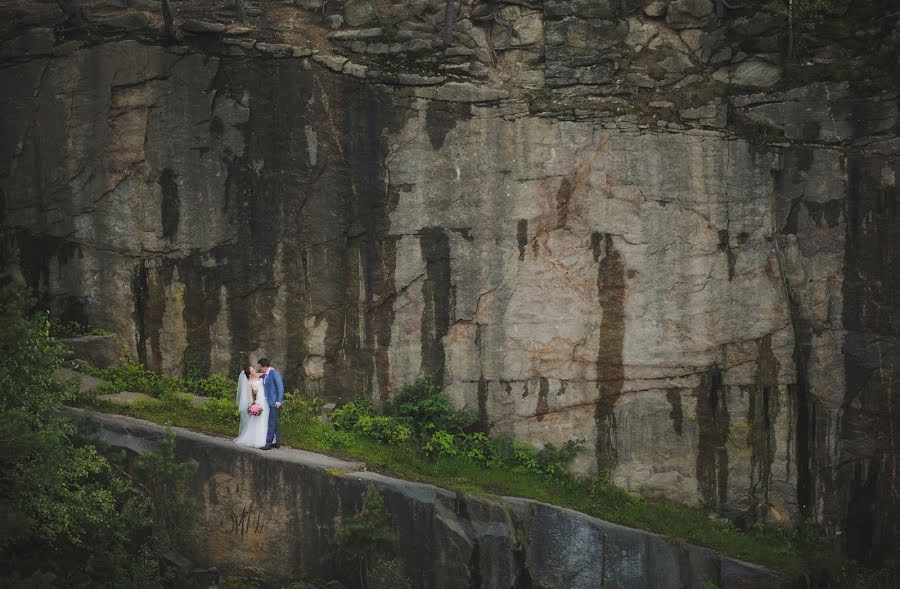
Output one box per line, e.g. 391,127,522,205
260,445,272,450
272,443,281,449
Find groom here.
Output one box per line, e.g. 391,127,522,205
257,358,284,450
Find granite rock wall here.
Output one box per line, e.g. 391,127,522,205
2,0,897,563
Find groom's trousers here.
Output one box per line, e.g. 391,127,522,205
266,405,280,445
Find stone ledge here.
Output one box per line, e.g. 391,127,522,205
62,407,791,588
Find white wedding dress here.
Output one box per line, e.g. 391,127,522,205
234,375,268,448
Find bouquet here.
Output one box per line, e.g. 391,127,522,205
248,403,263,416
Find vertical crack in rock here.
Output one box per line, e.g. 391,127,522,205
839,154,898,564
748,335,781,507
420,227,451,388
696,366,731,507
425,101,471,151
158,167,180,240
593,234,626,474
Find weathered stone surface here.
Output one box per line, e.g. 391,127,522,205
182,19,227,34
730,58,781,87
101,12,150,31
59,334,122,368
343,0,376,27
733,82,898,142
54,367,103,394
644,0,668,17
97,390,156,405
256,42,293,57
666,0,713,29
1,28,53,58
68,408,790,588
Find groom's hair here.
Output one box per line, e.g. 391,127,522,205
258,358,271,367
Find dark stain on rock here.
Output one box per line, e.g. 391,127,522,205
158,167,180,240
695,366,730,508
558,381,567,396
536,377,551,422
420,226,452,388
209,114,224,136
501,380,513,396
748,335,781,508
517,219,528,261
145,265,169,372
593,234,626,474
425,101,472,150
665,390,683,435
131,261,150,364
718,229,735,280
838,154,898,565
590,231,602,262
475,324,489,430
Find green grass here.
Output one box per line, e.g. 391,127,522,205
82,395,816,578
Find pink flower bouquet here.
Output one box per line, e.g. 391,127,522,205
248,403,263,416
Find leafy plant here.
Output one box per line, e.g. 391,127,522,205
423,430,458,457
199,396,239,427
49,318,110,338
383,377,477,437
368,558,412,589
765,0,838,59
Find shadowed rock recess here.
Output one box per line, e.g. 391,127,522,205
71,408,789,588
1,0,897,566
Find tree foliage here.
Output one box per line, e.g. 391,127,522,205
0,280,193,588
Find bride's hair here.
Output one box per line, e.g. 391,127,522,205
243,367,252,378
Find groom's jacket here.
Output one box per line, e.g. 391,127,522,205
264,368,285,406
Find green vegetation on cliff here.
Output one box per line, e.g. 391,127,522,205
0,281,199,588
77,359,825,579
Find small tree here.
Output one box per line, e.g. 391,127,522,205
132,429,199,551
333,485,409,588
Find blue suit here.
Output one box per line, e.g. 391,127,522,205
263,368,284,445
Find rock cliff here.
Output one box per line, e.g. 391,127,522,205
1,0,897,563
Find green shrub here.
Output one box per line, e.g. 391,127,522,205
49,318,110,338
383,377,476,436
280,392,327,428
88,358,183,398
331,397,373,430
194,373,233,399
368,559,412,589
355,414,413,445
199,397,238,427
423,430,458,457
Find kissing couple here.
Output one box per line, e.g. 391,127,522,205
234,358,285,450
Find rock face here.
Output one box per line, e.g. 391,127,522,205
1,0,897,565
71,408,790,588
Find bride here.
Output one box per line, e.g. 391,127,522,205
235,366,268,448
